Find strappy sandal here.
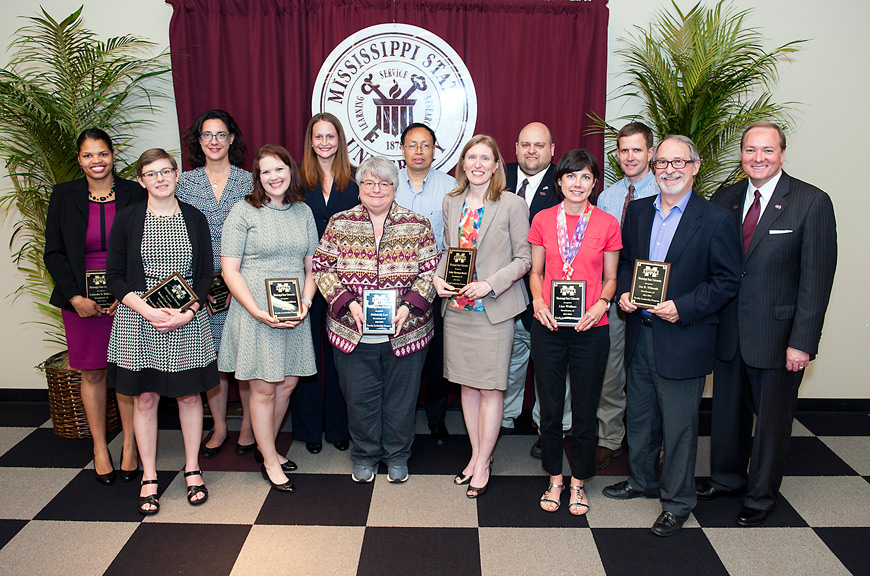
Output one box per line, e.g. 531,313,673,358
540,482,563,512
184,470,209,506
568,485,590,516
138,479,159,516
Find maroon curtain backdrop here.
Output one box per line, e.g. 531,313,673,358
167,0,608,176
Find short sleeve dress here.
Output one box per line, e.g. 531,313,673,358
217,200,319,382
108,211,218,397
175,165,252,352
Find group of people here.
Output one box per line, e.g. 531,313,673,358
45,112,837,536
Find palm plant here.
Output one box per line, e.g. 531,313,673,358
589,0,803,197
0,6,170,348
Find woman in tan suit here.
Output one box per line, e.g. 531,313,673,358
434,135,531,498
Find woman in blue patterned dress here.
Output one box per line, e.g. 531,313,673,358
176,109,255,458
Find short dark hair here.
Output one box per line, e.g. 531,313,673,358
400,123,437,146
247,145,305,208
616,121,654,150
136,148,177,177
183,109,247,167
740,122,786,150
553,149,600,199
76,128,114,153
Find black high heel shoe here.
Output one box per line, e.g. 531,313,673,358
465,458,493,499
260,464,295,492
138,479,159,516
455,457,492,487
119,448,140,483
94,449,116,486
184,470,209,506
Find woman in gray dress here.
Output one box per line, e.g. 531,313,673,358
176,109,255,458
218,145,318,492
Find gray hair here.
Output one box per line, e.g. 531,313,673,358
356,156,399,187
654,135,701,163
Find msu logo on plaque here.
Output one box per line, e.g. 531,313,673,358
313,24,477,170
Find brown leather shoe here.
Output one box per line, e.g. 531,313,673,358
595,446,622,469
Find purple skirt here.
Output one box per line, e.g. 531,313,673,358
62,308,113,370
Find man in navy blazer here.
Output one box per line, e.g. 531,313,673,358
500,122,561,448
698,123,837,527
603,135,742,537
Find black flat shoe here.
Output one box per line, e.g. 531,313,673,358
201,432,227,458
281,459,298,472
138,479,159,516
261,464,295,492
306,442,322,454
119,448,140,482
94,450,116,486
236,441,256,455
184,470,208,506
333,440,349,451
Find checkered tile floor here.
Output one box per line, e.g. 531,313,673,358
0,402,868,575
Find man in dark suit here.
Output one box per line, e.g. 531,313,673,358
603,135,742,537
697,122,837,527
500,122,560,450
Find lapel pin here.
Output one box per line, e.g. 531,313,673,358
775,204,782,209
732,205,739,210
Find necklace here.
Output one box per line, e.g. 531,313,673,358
88,183,115,202
147,201,179,219
205,168,229,189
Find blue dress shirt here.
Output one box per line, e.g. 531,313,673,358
395,167,457,251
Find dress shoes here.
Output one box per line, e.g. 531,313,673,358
306,442,323,454
333,440,350,451
236,441,256,455
530,436,543,459
602,480,657,500
737,506,769,527
94,450,116,486
119,449,140,482
261,464,295,492
651,511,688,537
201,432,226,458
696,481,741,501
595,446,622,470
281,459,297,472
430,423,450,446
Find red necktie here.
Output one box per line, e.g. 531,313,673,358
517,178,529,199
742,189,761,253
620,184,635,226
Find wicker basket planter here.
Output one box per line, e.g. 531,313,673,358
41,350,121,439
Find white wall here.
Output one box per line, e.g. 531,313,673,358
0,0,866,398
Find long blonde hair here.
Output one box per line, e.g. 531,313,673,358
450,134,506,202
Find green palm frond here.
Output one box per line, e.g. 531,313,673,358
0,6,170,346
587,0,804,197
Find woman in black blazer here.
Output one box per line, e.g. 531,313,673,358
44,128,146,486
106,148,218,516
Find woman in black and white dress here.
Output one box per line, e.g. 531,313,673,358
106,148,218,516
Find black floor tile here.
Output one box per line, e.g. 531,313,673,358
814,527,870,576
784,437,857,476
593,527,729,576
105,523,250,576
200,431,294,473
254,473,374,526
357,527,480,576
0,519,28,549
477,475,589,528
796,412,870,436
0,403,50,427
0,428,96,468
35,470,178,522
406,433,472,475
691,479,807,528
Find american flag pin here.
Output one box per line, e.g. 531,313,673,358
775,204,782,209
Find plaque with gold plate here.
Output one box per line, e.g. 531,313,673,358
143,272,198,311
206,272,232,314
362,289,397,335
265,278,301,321
85,269,115,310
444,247,476,288
629,259,671,309
550,280,587,327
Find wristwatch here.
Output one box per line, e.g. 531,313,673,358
598,297,611,311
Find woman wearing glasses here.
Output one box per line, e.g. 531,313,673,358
176,110,255,459
312,156,438,484
45,128,145,486
292,113,359,455
107,149,218,515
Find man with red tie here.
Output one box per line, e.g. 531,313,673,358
699,122,838,527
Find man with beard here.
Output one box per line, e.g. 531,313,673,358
603,135,742,537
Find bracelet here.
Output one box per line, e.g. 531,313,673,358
301,298,313,306
256,310,262,322
399,301,413,313
598,297,611,311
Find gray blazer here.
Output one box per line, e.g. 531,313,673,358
436,189,532,324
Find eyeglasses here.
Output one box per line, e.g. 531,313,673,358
361,180,394,190
402,143,432,151
653,159,694,170
141,168,176,180
200,131,230,143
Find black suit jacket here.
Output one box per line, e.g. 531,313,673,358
106,200,213,305
504,162,560,327
711,172,837,368
617,192,742,380
305,179,361,239
44,177,146,310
